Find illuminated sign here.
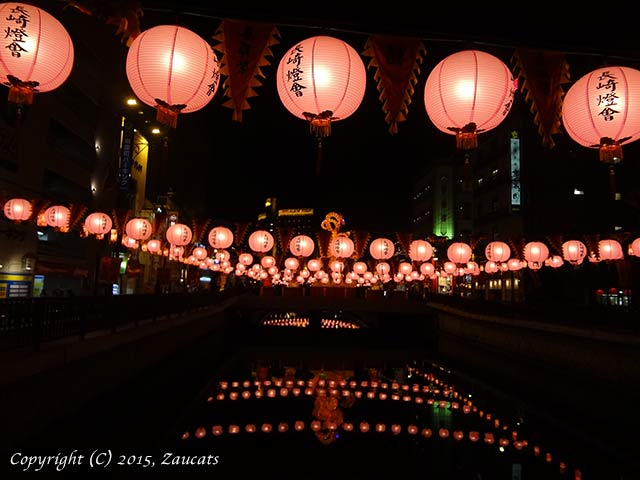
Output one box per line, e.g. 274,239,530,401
278,208,314,217
510,132,521,208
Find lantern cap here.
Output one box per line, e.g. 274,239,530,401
6,75,40,105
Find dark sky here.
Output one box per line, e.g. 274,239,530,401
62,3,640,232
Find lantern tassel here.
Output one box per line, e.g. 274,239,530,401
155,99,186,129
304,110,335,139
449,122,481,150
599,137,623,164
6,75,39,105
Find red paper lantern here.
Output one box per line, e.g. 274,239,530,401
523,241,549,269
125,218,152,241
598,239,624,261
84,212,112,238
126,25,220,128
447,242,472,264
329,236,354,258
146,239,162,254
3,197,32,222
424,50,515,149
562,240,587,265
44,205,70,231
166,223,192,246
409,239,433,262
547,255,564,268
562,66,640,167
0,3,74,105
192,246,208,261
276,35,366,138
248,230,274,253
369,238,395,260
485,241,510,263
630,238,640,257
289,235,315,257
208,226,233,249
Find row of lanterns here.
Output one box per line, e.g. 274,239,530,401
3,2,640,175
4,198,640,269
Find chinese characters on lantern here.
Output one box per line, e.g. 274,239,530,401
206,50,221,96
285,44,305,97
596,71,620,121
5,5,30,58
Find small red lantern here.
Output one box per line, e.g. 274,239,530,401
248,230,274,253
447,242,472,264
126,25,220,128
424,49,515,149
0,3,74,105
192,246,208,261
84,212,112,238
166,223,192,246
598,239,624,261
208,226,233,249
3,198,32,222
146,239,162,254
44,205,70,231
329,235,354,258
562,240,587,265
369,238,395,260
485,241,510,263
523,241,549,269
631,238,640,257
289,235,315,257
409,239,433,262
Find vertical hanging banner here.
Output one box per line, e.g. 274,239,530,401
362,35,426,134
119,118,134,191
512,48,570,148
212,20,280,121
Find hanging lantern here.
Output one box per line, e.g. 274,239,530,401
523,241,549,270
419,262,435,277
484,261,499,274
248,230,274,253
3,197,32,222
424,50,516,150
369,238,395,260
447,242,472,264
126,25,220,128
408,239,433,262
208,226,233,249
276,35,366,138
166,223,192,246
125,218,152,241
329,236,354,258
289,235,315,257
192,246,208,261
0,3,74,105
547,255,564,268
485,241,511,263
562,66,640,194
84,212,112,238
562,240,587,265
507,258,523,271
598,239,624,261
44,205,70,231
630,238,640,257
146,239,162,254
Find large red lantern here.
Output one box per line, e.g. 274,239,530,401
447,242,472,264
598,239,624,261
166,223,192,246
424,50,515,149
3,197,32,222
562,66,640,191
84,212,112,238
485,241,510,263
207,226,233,249
126,25,220,128
408,239,433,262
562,240,587,265
289,235,315,257
369,238,395,260
0,3,74,105
44,205,70,231
125,218,152,241
248,230,274,253
630,238,640,257
329,236,354,258
277,35,366,139
523,241,549,270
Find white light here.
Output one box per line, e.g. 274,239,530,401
37,231,44,236
199,276,212,283
573,188,584,195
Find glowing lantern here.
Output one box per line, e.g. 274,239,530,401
465,261,480,275
562,240,587,265
409,239,433,262
329,236,354,258
547,255,564,268
122,235,138,249
84,212,112,238
369,238,395,260
238,253,253,266
166,223,192,246
276,35,366,140
523,241,549,270
562,66,640,193
419,262,435,277
125,218,152,241
44,205,70,231
598,239,624,260
289,234,315,257
261,255,276,268
447,242,472,264
248,230,274,253
192,246,208,261
484,261,498,274
398,262,412,276
424,49,515,149
630,238,640,257
353,261,368,274
146,239,162,254
3,198,32,222
284,257,299,270
208,226,233,249
507,258,523,271
443,262,457,274
0,3,74,105
485,241,510,263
